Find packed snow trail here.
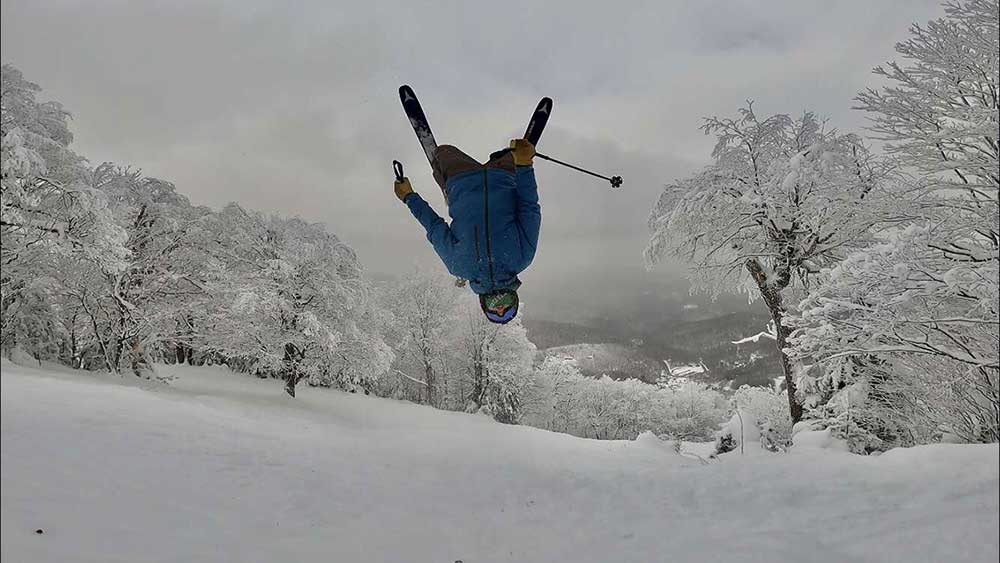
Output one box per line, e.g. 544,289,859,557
2,361,997,563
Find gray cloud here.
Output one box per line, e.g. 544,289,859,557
2,0,944,318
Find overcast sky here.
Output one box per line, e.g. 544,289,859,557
1,0,944,318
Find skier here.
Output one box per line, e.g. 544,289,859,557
394,139,539,324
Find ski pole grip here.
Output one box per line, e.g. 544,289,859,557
392,160,405,181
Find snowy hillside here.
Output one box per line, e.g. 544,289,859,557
539,343,663,383
2,361,997,563
525,312,782,389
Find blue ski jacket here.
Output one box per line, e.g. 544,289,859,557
404,165,540,295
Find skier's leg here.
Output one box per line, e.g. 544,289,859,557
431,145,481,201
513,165,541,269
483,150,516,173
483,148,538,267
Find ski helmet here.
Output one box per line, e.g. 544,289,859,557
480,288,519,324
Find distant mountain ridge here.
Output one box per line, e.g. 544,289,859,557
523,319,626,350
539,343,663,384
525,311,781,389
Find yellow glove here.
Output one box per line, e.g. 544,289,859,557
394,177,413,202
509,138,535,166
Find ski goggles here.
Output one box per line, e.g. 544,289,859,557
481,290,519,324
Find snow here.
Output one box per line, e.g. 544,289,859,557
731,331,776,344
663,360,707,378
670,364,706,378
732,322,778,346
3,361,998,563
792,428,851,452
719,410,762,445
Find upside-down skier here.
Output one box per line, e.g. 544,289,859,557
394,139,539,324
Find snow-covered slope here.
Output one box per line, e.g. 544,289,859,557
2,361,997,563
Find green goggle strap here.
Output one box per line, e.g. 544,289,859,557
486,292,515,309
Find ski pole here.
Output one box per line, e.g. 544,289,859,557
534,152,623,188
392,160,405,181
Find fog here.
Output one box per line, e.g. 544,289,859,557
1,0,943,320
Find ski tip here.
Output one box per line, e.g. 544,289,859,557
538,97,553,112
399,85,414,98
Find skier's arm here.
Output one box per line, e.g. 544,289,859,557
508,138,542,262
403,192,458,261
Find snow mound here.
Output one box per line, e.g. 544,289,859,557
719,410,762,444
633,429,666,449
792,428,851,451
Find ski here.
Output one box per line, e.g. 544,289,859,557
524,97,553,147
490,96,554,161
400,85,553,163
398,85,438,165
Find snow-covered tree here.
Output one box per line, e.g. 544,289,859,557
0,65,399,398
83,165,210,375
1,64,127,357
857,0,998,201
523,357,727,440
458,295,535,423
645,105,887,422
203,204,389,396
660,381,729,440
791,0,998,445
385,270,462,406
731,384,793,443
521,356,584,433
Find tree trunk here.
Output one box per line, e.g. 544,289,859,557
81,297,117,374
128,338,152,377
746,259,803,423
68,312,79,368
423,357,435,407
470,350,485,410
113,336,126,374
283,342,303,397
